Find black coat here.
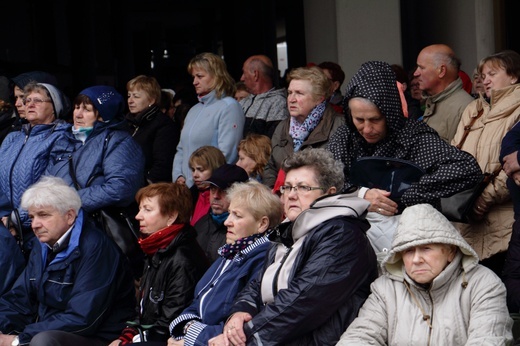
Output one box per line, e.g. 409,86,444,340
230,196,378,346
194,213,227,264
138,225,209,342
123,106,180,183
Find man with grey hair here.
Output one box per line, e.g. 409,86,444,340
0,176,136,346
239,54,288,138
413,44,473,143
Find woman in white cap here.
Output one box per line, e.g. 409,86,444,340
46,85,146,277
0,81,70,255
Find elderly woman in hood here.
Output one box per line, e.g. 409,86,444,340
337,203,513,345
327,61,482,256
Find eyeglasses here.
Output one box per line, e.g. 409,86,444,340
279,185,324,194
23,98,51,105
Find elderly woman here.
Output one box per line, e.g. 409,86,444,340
163,180,282,346
326,61,482,255
110,183,209,345
0,82,70,253
263,66,344,188
47,85,145,214
236,133,272,182
214,148,377,346
452,50,520,275
124,75,180,183
337,203,513,345
172,52,244,188
46,85,146,276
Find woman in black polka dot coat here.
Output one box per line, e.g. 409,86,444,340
327,61,482,216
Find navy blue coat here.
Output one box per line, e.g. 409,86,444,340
46,121,145,212
0,193,25,296
500,121,520,312
0,210,137,344
169,236,270,346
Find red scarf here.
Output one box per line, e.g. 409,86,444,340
138,223,184,255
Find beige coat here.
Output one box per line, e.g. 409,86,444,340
451,84,520,260
423,78,474,143
337,203,513,346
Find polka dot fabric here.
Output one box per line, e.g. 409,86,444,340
328,61,482,207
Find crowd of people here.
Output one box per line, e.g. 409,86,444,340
0,44,519,345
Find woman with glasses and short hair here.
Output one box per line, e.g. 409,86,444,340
211,148,378,346
0,82,70,256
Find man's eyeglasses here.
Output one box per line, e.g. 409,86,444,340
279,185,324,194
23,98,51,105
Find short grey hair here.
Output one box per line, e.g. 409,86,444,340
21,176,82,214
282,148,344,191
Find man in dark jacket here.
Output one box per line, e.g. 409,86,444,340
0,176,136,346
194,164,248,262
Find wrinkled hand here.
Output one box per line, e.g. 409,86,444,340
512,171,520,186
0,334,17,346
169,337,184,346
503,151,520,176
208,334,227,346
472,196,489,220
222,312,252,346
364,188,398,215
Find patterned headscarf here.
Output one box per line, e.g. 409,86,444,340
343,61,405,136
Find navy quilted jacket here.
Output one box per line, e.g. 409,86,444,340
46,121,145,212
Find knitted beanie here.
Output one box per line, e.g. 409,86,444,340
79,86,124,122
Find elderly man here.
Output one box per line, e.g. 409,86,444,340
414,44,474,143
239,55,288,138
0,176,136,346
194,164,248,263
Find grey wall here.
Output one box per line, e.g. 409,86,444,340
303,0,496,86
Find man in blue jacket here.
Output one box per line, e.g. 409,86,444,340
0,176,136,346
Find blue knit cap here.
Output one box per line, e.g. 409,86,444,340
79,86,124,122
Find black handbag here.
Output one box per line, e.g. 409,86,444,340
90,206,141,257
350,157,425,213
439,108,500,223
440,168,501,223
68,151,144,277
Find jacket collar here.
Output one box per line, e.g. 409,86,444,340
272,192,370,245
